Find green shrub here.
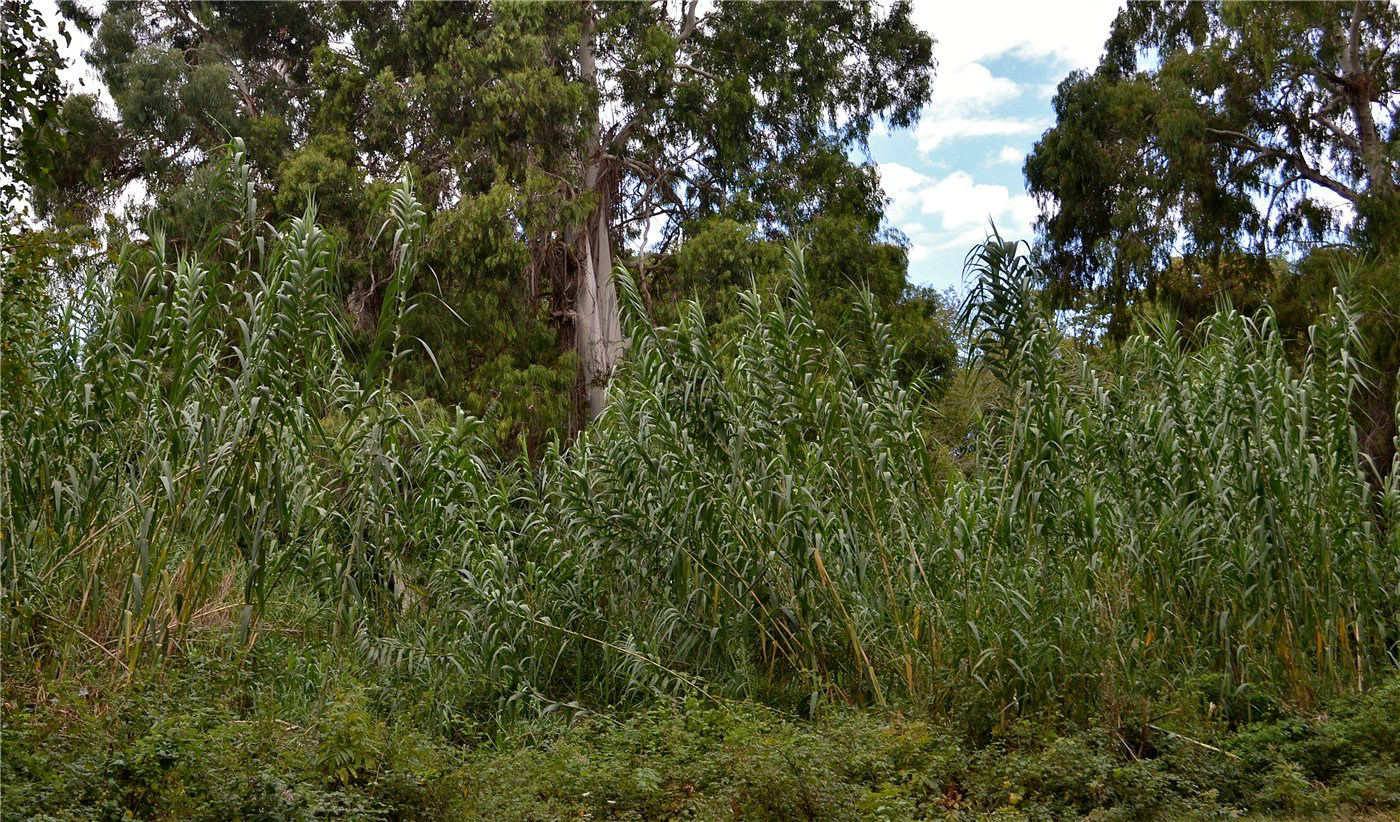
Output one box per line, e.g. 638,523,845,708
11,671,1400,821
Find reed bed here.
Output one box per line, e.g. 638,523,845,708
5,150,1396,730
434,236,1398,727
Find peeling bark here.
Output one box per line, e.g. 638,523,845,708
574,3,626,420
1340,1,1389,193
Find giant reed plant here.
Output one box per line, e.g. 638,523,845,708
430,236,1398,726
941,238,1399,723
1,142,489,669
4,142,1394,729
434,243,950,710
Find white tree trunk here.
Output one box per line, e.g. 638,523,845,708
575,4,625,420
576,198,623,419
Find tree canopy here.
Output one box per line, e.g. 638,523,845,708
1025,1,1399,332
28,0,948,442
3,0,67,219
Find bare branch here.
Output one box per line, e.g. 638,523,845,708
1205,127,1362,202
677,0,703,42
1311,112,1362,150
676,61,720,83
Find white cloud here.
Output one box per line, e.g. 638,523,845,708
880,164,1039,263
905,242,933,263
917,115,1044,152
913,60,1039,152
933,62,1022,114
912,0,1122,76
905,0,1120,154
880,161,934,223
917,171,1034,239
1006,191,1040,235
992,145,1025,165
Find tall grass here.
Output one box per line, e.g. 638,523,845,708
4,147,1396,730
420,243,947,714
941,238,1399,722
2,142,489,670
416,237,1398,727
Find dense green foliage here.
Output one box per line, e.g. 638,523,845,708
6,2,1400,816
1026,1,1399,310
1,0,67,219
1026,0,1400,488
6,158,1396,730
7,662,1400,821
25,0,946,441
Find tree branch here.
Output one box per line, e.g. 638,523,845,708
162,1,260,119
1205,127,1361,202
677,0,703,42
1311,111,1361,151
675,61,720,83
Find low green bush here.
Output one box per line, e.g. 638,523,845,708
6,665,1398,822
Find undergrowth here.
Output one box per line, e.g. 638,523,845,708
4,144,1399,818
5,659,1399,822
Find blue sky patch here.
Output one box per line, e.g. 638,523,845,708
866,1,1120,291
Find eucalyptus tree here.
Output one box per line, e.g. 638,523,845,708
1025,0,1400,333
34,0,936,427
1024,1,1400,476
27,1,330,223
562,0,934,415
314,0,935,418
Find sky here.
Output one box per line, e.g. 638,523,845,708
33,0,1124,291
869,1,1122,289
